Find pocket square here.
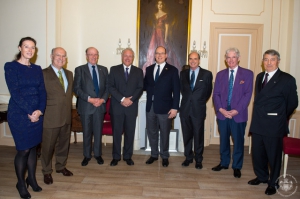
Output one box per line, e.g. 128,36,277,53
199,80,203,81
240,80,245,84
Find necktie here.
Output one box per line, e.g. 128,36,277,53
155,65,160,82
262,73,269,89
227,70,234,106
125,67,129,81
190,70,195,91
92,66,99,96
58,70,65,91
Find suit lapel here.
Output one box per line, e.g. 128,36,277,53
83,64,93,81
193,67,204,90
261,69,281,92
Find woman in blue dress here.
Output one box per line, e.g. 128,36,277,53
4,37,46,199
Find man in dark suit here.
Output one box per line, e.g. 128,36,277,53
74,47,108,166
41,47,74,185
144,46,180,167
108,48,143,166
248,49,298,195
179,52,212,169
212,47,253,178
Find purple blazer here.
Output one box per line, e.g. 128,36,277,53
213,66,253,123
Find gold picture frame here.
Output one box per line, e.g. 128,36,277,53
137,0,191,73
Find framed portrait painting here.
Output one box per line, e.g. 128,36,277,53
137,0,191,73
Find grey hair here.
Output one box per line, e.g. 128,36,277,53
122,48,135,57
225,47,240,58
263,49,281,60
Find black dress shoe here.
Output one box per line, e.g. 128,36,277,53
162,159,169,167
265,186,277,195
145,156,158,164
43,174,53,185
195,162,203,169
110,159,120,166
26,177,42,192
233,169,241,178
16,183,31,199
211,164,228,171
95,156,104,165
123,158,134,165
182,159,193,167
81,157,91,166
248,177,268,185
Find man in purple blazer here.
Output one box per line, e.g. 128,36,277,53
212,47,253,178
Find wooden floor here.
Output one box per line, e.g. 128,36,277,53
0,143,299,199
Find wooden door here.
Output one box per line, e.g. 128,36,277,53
205,23,263,146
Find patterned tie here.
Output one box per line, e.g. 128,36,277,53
262,73,269,89
227,70,234,106
190,70,195,91
125,67,129,81
58,70,65,91
155,65,160,82
92,66,99,96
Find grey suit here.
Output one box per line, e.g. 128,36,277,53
108,64,143,159
73,63,108,158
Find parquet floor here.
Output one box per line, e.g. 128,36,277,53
0,143,299,199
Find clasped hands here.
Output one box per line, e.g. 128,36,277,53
88,97,105,107
28,110,42,122
121,96,133,107
219,108,238,119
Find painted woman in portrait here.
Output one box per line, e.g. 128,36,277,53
142,0,181,74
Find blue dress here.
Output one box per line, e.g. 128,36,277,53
4,61,46,151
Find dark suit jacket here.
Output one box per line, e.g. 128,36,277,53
42,66,73,128
108,64,144,116
73,64,108,115
213,66,253,123
250,69,298,137
179,67,213,119
144,62,180,114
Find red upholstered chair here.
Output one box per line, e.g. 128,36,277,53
283,136,300,178
102,98,113,146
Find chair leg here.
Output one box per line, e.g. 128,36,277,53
104,135,107,146
121,134,124,155
283,154,288,178
74,131,77,144
249,136,252,154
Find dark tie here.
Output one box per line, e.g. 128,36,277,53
262,73,269,89
92,66,99,96
227,70,234,106
190,70,195,91
125,67,129,81
155,65,160,82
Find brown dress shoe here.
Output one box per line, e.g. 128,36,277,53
44,174,53,185
56,168,73,176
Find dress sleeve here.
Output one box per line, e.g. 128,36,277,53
4,62,33,114
37,65,47,113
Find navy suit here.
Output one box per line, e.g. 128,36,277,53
179,67,212,163
144,62,180,158
108,64,143,160
250,69,298,187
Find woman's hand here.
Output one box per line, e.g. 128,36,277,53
28,110,42,122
